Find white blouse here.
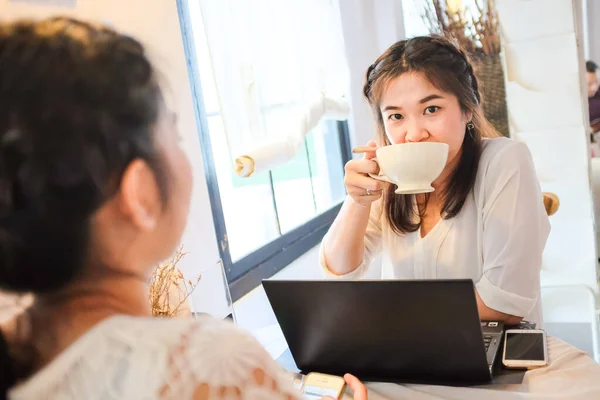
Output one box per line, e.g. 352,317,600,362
321,137,551,325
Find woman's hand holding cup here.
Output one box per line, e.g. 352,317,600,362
344,140,388,207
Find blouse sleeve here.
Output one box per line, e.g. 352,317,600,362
319,196,384,279
475,141,551,317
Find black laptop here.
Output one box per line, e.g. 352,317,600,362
263,279,505,385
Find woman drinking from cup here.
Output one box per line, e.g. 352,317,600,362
321,36,550,326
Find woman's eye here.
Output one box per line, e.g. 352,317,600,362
389,113,403,121
424,106,440,115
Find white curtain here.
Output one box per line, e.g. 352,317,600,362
198,0,351,177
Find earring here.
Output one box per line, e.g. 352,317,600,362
466,122,475,138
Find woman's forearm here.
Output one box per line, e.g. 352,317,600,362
322,196,373,275
475,290,523,325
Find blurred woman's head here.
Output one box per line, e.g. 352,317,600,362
0,17,192,294
363,36,498,233
586,60,599,98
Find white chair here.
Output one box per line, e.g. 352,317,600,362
541,284,599,362
539,193,600,362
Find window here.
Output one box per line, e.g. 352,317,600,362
177,0,352,300
403,0,484,38
402,0,431,38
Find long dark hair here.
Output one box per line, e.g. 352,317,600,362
363,36,498,234
0,17,167,396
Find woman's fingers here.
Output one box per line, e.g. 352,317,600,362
347,185,383,198
345,158,380,176
344,140,387,207
346,186,383,207
362,140,378,160
345,174,386,192
344,374,368,400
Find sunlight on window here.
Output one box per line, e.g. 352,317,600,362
401,0,430,38
402,0,480,38
187,0,349,262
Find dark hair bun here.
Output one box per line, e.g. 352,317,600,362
0,17,164,293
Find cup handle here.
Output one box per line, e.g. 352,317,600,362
368,173,394,183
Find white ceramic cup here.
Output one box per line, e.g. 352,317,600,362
369,142,450,194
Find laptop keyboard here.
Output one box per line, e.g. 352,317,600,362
482,321,504,374
484,335,492,352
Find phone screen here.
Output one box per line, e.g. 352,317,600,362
302,385,340,400
505,332,545,361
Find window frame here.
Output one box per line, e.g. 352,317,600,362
177,0,352,301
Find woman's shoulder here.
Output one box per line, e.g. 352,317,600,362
473,137,539,210
91,314,269,366
480,136,530,161
10,315,285,399
479,137,534,177
74,314,250,350
111,313,242,339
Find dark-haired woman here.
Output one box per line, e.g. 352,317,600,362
321,37,550,326
0,17,367,400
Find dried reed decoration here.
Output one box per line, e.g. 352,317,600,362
423,0,509,136
148,246,202,317
423,0,500,56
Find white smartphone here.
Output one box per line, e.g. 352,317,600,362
502,329,548,369
301,372,346,400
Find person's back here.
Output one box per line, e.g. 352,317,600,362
0,17,366,400
7,315,298,399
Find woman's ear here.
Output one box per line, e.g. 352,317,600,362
117,159,162,231
464,111,474,123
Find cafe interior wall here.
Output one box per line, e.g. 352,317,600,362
586,0,600,62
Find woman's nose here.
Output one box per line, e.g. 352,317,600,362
404,122,430,143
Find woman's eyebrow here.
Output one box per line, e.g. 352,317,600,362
419,94,444,103
381,94,445,112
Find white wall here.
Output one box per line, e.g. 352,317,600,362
0,0,223,309
586,0,600,62
338,0,406,149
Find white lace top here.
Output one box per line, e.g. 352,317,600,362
8,315,302,400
